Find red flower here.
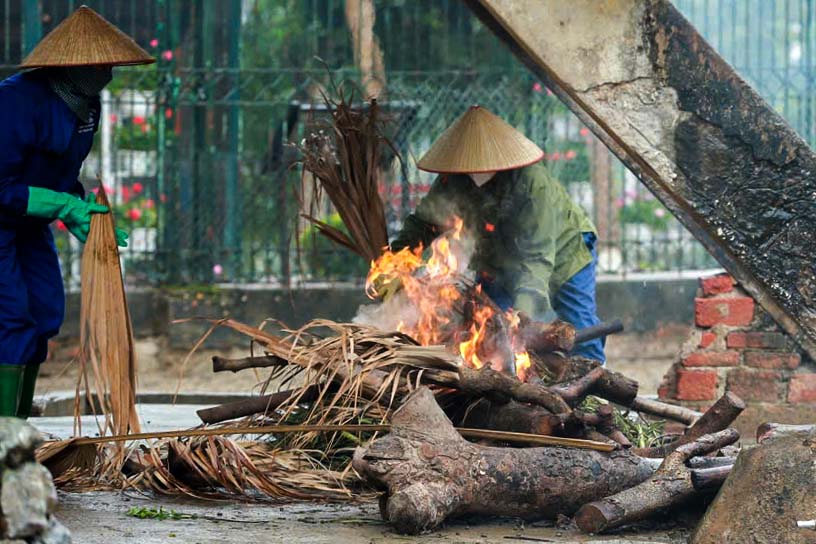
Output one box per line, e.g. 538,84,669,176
133,115,145,125
532,82,543,93
103,184,114,195
550,151,561,161
144,199,155,209
579,127,590,137
159,194,167,203
132,182,144,194
565,150,577,160
484,222,496,233
127,208,143,221
121,186,131,203
109,114,118,123
165,108,173,119
55,220,67,232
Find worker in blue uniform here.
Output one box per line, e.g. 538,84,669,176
0,6,154,417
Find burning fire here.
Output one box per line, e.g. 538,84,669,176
365,216,532,380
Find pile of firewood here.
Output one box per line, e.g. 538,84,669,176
189,316,745,535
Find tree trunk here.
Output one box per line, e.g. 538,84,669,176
353,387,656,534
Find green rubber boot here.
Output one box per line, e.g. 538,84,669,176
16,364,40,419
0,366,24,417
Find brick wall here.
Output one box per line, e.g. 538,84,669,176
658,273,816,435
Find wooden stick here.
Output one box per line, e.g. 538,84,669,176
196,386,320,424
211,355,289,373
456,365,571,414
629,396,701,425
49,423,615,452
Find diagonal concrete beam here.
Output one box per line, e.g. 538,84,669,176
466,0,816,359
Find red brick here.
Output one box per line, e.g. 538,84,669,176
657,384,672,400
676,369,718,401
744,351,801,370
788,374,816,403
726,331,788,350
700,274,735,296
726,369,782,403
699,331,717,349
682,351,740,367
695,296,755,327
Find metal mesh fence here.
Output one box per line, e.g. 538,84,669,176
1,0,814,287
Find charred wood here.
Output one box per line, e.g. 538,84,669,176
212,355,289,373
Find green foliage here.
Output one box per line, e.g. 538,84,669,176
619,199,670,231
126,507,196,521
299,212,369,281
579,396,666,449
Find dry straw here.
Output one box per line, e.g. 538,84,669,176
75,184,140,438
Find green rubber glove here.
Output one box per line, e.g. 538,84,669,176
26,188,128,247
0,365,24,418
83,193,129,248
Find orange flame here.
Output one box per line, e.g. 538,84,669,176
366,215,532,380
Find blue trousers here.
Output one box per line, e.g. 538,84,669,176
479,232,605,364
0,226,64,366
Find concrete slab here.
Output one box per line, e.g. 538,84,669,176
56,492,688,544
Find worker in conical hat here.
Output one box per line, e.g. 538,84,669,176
391,105,605,363
0,6,154,417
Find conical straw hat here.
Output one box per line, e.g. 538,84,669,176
19,6,154,68
417,105,544,173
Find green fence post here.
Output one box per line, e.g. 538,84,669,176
22,0,41,56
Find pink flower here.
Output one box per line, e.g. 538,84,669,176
121,186,131,203
550,151,561,161
132,182,144,194
55,220,67,232
133,115,145,125
165,108,173,119
532,82,543,93
91,187,99,195
579,127,590,137
654,208,666,218
565,150,577,160
103,184,114,195
162,50,173,61
615,197,626,209
213,264,223,276
144,199,155,209
127,208,143,221
149,38,159,48
546,88,553,96
109,114,118,123
625,189,638,199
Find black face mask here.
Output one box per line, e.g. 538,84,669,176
46,66,113,122
60,66,114,96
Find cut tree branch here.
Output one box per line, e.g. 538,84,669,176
212,355,289,373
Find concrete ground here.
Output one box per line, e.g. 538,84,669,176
56,492,690,544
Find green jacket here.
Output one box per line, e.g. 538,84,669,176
391,164,596,319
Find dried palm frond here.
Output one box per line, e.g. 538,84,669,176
297,79,392,263
75,183,140,439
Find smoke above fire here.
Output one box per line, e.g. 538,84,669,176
353,216,532,380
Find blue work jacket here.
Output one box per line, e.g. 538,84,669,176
0,70,98,228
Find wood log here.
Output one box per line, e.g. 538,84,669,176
520,318,576,354
634,392,744,457
353,387,657,534
456,366,571,414
629,396,701,425
196,386,320,424
211,354,289,373
574,428,740,533
447,397,564,436
756,422,816,443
